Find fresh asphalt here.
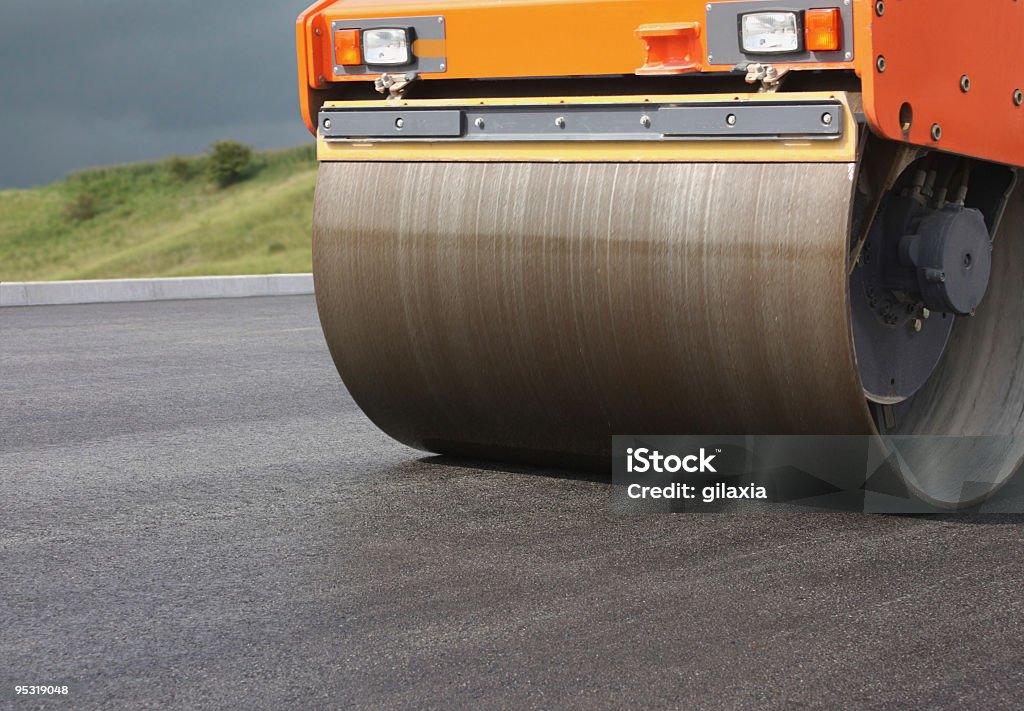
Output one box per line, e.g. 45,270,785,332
2,296,1023,710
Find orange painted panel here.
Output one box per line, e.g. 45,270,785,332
296,0,867,134
307,0,859,84
863,0,1024,167
296,0,338,131
323,0,697,80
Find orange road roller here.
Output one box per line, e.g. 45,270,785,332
296,0,1024,507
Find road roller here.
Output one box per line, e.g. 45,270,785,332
296,0,1024,507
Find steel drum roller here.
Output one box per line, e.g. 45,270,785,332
314,161,873,456
313,159,1024,506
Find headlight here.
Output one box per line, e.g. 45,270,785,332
740,12,801,54
362,28,412,66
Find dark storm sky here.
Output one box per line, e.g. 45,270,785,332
0,0,314,188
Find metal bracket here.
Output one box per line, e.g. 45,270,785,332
742,64,790,93
375,73,419,100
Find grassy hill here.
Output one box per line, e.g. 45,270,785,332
0,145,317,282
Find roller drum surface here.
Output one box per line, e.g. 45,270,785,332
313,160,1024,505
314,161,874,459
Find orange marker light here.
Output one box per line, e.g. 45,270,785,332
805,9,841,52
334,28,362,66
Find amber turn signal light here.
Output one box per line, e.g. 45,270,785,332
334,28,362,66
805,8,841,52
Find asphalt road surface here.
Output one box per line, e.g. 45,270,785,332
3,296,1023,710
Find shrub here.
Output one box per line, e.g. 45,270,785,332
207,140,254,188
167,156,193,181
63,193,99,222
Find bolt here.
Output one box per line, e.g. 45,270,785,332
640,115,651,128
439,63,446,71
876,55,886,73
960,75,971,92
931,123,942,141
822,112,833,126
314,27,322,36
323,118,332,130
555,116,566,129
875,1,884,16
437,16,444,23
317,75,326,85
845,52,853,61
726,113,737,126
474,117,485,129
1014,89,1023,107
912,319,923,333
395,117,404,129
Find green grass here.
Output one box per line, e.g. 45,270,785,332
0,145,318,281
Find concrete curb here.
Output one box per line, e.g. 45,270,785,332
0,274,314,308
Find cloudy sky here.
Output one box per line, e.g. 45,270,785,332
0,0,314,188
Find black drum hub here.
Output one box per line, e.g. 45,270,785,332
851,179,993,404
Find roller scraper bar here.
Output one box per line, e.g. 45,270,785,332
316,92,858,163
318,100,843,142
